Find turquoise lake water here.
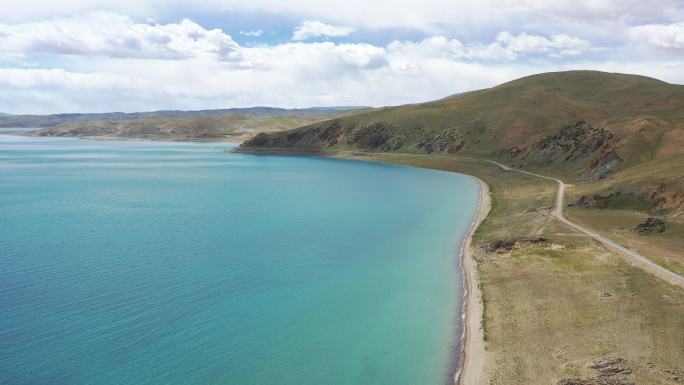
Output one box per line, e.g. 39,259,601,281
0,135,479,385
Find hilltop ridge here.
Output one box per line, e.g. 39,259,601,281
242,71,684,215
243,71,683,168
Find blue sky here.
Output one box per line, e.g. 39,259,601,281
1,0,683,114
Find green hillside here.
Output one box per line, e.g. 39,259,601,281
244,71,682,161
242,70,684,214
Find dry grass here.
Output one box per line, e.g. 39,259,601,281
566,207,684,276
563,157,684,276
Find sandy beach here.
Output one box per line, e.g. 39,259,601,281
456,177,491,385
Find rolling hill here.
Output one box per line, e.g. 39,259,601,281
29,114,344,140
8,107,367,140
242,71,684,215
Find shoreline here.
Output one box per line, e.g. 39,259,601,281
9,137,684,384
12,137,492,382
230,146,494,384
454,177,490,385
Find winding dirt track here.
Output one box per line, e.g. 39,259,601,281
488,160,684,289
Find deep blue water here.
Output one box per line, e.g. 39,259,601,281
0,135,479,385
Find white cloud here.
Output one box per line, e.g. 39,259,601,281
493,31,591,57
0,68,135,89
387,32,590,61
628,22,684,51
3,56,683,115
330,44,387,68
235,42,387,72
239,30,263,37
1,12,588,69
292,20,354,41
0,6,681,114
6,0,681,30
0,11,240,60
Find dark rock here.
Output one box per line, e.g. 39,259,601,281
569,182,677,214
248,133,270,147
571,193,621,209
586,149,622,181
484,239,518,252
634,217,666,233
558,378,634,385
346,122,407,151
590,357,624,370
558,357,634,385
503,121,621,178
483,237,546,253
590,357,632,377
241,119,351,149
417,128,465,153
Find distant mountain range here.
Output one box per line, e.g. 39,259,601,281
0,107,368,129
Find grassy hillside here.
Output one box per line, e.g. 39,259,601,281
243,71,684,213
244,71,683,165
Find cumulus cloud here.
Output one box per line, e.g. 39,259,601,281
387,32,590,61
493,31,590,57
0,11,240,60
0,6,681,114
0,14,598,114
239,30,263,37
6,0,682,32
292,20,354,41
628,22,684,51
4,56,683,115
237,42,387,71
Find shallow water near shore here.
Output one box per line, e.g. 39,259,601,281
0,135,479,385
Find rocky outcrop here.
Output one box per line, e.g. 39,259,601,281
346,122,407,151
502,121,622,179
243,120,411,152
286,120,345,147
570,177,684,215
586,149,622,181
245,120,346,148
416,128,465,153
558,379,633,385
571,193,623,209
634,217,666,233
558,357,634,385
483,237,546,253
590,357,633,376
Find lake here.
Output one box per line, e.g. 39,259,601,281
0,135,479,385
